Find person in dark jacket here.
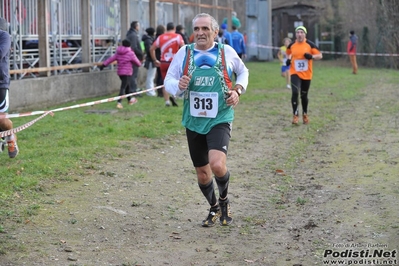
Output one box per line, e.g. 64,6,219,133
154,24,165,97
142,27,157,96
100,39,142,109
0,17,19,158
126,21,143,96
176,24,189,44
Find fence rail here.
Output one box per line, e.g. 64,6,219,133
1,0,236,80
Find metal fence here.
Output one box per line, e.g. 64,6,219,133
1,0,239,80
2,0,118,78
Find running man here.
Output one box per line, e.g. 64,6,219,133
286,26,322,125
164,13,249,226
0,17,19,158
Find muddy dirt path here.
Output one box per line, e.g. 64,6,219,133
1,80,398,266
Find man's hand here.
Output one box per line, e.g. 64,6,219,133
225,90,240,107
179,75,191,91
153,60,161,67
304,53,313,60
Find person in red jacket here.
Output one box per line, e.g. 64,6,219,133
347,30,358,74
100,39,142,109
149,22,185,107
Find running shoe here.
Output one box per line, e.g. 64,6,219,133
286,84,291,89
7,135,19,159
116,102,123,109
303,114,309,124
128,97,138,105
169,96,178,107
219,198,233,226
202,205,221,227
0,139,5,153
292,115,299,125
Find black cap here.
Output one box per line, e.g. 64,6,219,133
122,39,131,47
145,27,155,36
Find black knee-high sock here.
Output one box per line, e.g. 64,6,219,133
215,171,230,199
292,92,299,115
301,90,309,114
199,180,217,206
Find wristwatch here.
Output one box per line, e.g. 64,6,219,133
232,86,242,96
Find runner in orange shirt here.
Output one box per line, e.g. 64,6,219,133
286,26,322,125
150,22,185,106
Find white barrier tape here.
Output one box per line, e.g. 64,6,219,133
250,44,399,57
49,85,164,113
0,111,54,138
1,85,164,119
0,85,164,137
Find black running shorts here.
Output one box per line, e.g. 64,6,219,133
0,88,9,113
186,123,232,167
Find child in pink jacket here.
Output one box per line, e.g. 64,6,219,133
101,39,141,109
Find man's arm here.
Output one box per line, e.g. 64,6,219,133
149,42,160,67
312,48,323,60
225,46,249,93
164,47,186,96
0,32,11,59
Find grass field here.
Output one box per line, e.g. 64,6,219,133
1,60,398,226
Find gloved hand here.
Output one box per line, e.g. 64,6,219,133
304,53,313,60
99,64,104,71
286,59,291,66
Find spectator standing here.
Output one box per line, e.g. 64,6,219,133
216,28,229,44
286,26,323,125
0,17,18,158
347,30,358,74
126,21,144,96
277,37,292,89
176,24,189,44
142,27,157,96
220,23,232,46
188,32,195,43
154,25,166,97
150,22,184,107
222,11,241,29
231,25,246,59
164,13,249,227
100,39,141,109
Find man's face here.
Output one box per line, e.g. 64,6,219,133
193,17,218,49
295,30,306,42
136,22,140,31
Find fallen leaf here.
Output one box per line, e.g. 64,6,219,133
275,169,286,176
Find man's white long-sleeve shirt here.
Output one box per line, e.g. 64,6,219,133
164,43,249,96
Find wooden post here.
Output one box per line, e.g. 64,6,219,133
227,0,232,31
81,1,91,72
149,0,157,27
173,2,179,25
38,0,50,77
120,0,129,38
